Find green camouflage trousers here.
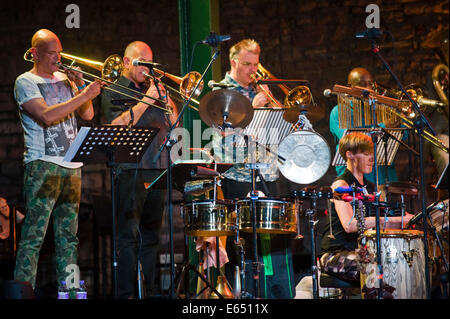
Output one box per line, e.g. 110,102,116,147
14,160,81,289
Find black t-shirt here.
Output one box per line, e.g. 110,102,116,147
100,76,172,170
320,168,375,254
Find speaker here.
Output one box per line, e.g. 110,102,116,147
1,280,35,299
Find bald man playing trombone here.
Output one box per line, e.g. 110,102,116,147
100,41,178,299
13,29,102,294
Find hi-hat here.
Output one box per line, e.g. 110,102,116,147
283,104,325,124
199,89,254,129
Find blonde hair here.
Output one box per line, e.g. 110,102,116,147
229,39,260,61
339,132,373,161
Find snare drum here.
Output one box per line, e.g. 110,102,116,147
236,198,297,234
360,229,426,299
182,200,236,237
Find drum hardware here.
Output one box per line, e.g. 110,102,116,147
292,186,333,299
402,249,417,267
362,37,449,298
155,46,221,299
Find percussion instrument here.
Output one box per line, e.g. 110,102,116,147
360,229,427,299
181,199,236,236
278,130,331,184
198,89,254,129
236,197,297,234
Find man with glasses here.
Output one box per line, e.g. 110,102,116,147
212,39,295,299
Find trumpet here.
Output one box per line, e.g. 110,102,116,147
255,63,312,108
24,49,172,113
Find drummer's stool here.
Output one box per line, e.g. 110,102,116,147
319,273,360,299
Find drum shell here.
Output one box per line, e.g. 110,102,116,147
237,198,297,234
182,200,236,237
359,229,427,299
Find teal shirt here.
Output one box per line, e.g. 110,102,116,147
329,104,399,185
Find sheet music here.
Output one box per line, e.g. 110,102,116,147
332,128,403,166
235,108,293,147
63,126,91,163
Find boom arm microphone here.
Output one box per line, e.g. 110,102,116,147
201,32,230,47
208,80,237,89
355,28,384,39
132,59,161,67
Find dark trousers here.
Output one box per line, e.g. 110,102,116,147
116,169,166,298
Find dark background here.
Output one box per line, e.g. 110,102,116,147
0,0,448,298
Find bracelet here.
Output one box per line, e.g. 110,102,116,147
77,83,87,91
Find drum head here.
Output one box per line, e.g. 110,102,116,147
277,130,331,184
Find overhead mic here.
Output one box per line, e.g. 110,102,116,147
417,96,445,107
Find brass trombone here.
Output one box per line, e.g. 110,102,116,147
24,49,171,113
255,63,312,108
143,68,203,111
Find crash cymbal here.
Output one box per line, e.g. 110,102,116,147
199,89,254,129
282,104,326,124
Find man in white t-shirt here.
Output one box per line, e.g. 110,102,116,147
13,29,102,293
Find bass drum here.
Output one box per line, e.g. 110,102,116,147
236,197,297,234
181,199,236,237
360,229,426,299
277,130,331,184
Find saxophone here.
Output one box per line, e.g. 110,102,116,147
432,63,449,118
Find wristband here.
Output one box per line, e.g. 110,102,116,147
77,83,87,91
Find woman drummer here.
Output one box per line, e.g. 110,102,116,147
319,132,414,284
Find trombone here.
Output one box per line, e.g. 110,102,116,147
23,49,172,113
142,68,203,112
255,63,313,108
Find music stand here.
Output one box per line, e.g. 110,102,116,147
64,124,159,299
436,162,449,190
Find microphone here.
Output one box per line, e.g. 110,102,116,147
355,28,384,39
323,89,333,97
417,96,445,107
132,59,161,68
201,32,231,47
208,80,237,89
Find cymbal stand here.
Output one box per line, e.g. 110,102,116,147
366,90,384,299
243,134,270,299
154,46,220,298
306,189,320,299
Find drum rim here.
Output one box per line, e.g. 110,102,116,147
363,229,424,238
235,197,293,203
182,199,234,205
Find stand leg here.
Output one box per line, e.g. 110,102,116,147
110,166,119,299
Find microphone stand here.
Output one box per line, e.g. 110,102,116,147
369,39,434,298
153,46,221,299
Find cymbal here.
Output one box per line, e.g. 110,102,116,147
199,89,254,129
283,104,326,124
277,130,331,184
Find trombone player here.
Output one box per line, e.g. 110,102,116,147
13,29,102,293
100,41,178,299
212,39,295,299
